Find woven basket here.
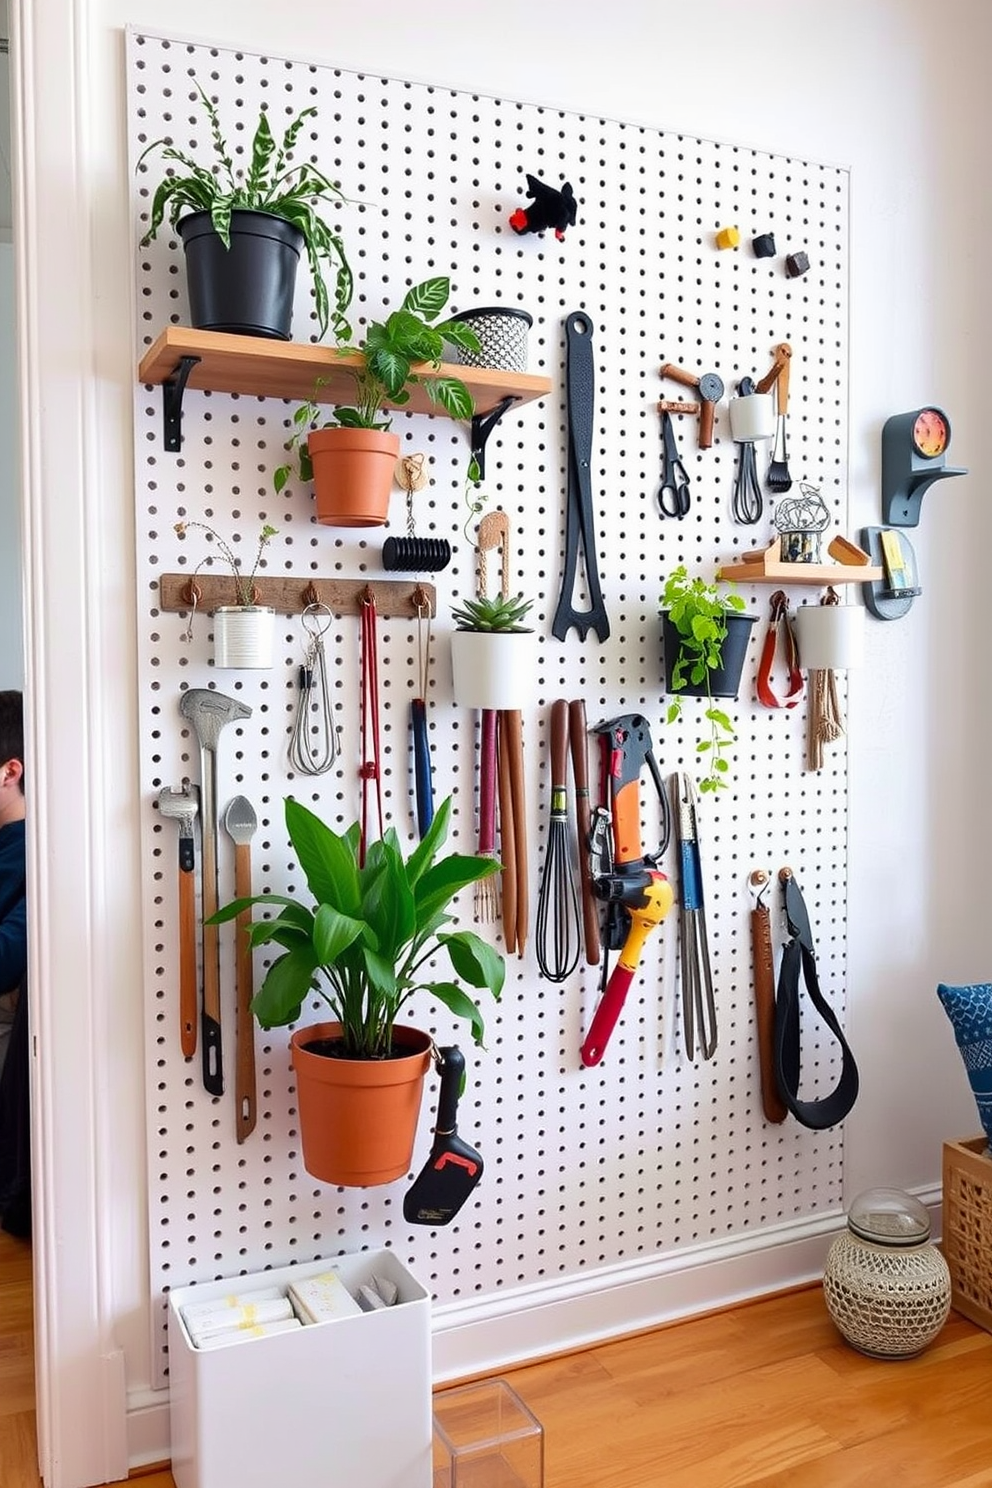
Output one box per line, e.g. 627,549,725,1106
449,306,533,372
942,1136,992,1331
823,1229,951,1358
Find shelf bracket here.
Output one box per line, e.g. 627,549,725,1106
470,396,518,480
161,356,201,452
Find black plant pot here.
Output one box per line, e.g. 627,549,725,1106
662,611,757,700
178,209,304,340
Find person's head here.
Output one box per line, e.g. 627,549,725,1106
0,692,25,819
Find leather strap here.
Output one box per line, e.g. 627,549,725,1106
774,871,859,1129
757,590,804,709
359,593,384,863
552,312,610,642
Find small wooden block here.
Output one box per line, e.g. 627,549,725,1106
827,535,872,567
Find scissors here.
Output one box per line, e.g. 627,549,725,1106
657,410,691,518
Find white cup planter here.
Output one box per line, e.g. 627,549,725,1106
795,602,865,671
449,630,537,711
212,606,276,669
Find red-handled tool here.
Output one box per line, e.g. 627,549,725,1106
579,872,673,1066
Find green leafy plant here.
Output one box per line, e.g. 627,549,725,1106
175,520,278,607
274,276,481,491
208,796,505,1060
661,565,747,794
137,83,353,341
450,594,534,633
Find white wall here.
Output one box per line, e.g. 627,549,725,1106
18,1,992,1483
0,241,21,687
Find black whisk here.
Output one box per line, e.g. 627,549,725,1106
535,699,582,983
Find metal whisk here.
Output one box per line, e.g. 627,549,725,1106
535,699,582,982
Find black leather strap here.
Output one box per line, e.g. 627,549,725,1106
552,312,610,642
774,875,859,1129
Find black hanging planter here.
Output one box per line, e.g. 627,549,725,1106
662,611,757,700
177,209,305,341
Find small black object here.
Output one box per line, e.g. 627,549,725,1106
382,536,452,573
509,174,578,241
403,1048,483,1226
752,233,776,258
552,312,610,642
785,251,811,278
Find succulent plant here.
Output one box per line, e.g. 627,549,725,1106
450,594,534,634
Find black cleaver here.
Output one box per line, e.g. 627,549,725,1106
403,1047,483,1225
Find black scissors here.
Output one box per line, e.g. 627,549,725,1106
657,411,691,518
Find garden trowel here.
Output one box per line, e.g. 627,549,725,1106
403,1047,483,1226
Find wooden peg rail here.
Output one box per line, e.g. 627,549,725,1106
158,574,436,618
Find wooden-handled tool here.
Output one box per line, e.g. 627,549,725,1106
157,780,200,1060
660,361,725,449
568,699,600,966
758,342,793,493
498,709,528,959
224,795,258,1143
749,870,787,1123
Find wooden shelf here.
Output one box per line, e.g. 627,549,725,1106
717,536,883,587
138,326,553,466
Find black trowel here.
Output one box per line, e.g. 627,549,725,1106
403,1047,483,1226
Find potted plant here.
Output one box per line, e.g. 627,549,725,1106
174,519,278,668
137,82,353,342
660,565,755,794
449,592,536,711
209,795,504,1186
274,276,481,526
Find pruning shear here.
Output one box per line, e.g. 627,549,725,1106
657,411,691,519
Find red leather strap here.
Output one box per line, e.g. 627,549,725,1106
359,593,384,863
757,590,804,709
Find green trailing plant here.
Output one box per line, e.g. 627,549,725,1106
208,795,505,1060
450,594,534,633
661,565,747,794
174,520,278,608
137,83,353,341
274,276,481,491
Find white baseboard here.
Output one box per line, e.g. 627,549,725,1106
128,1194,945,1470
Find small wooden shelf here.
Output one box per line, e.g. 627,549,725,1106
138,326,553,469
717,536,883,587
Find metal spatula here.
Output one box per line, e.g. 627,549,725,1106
223,794,258,1143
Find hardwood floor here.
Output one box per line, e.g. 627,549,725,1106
2,1227,990,1486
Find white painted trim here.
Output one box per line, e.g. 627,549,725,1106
12,0,130,1482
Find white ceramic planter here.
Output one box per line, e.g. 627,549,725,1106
212,606,276,669
449,629,537,710
795,602,865,671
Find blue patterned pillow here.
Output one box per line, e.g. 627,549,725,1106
936,982,992,1146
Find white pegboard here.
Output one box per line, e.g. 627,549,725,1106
128,29,851,1384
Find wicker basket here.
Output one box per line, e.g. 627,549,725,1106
942,1135,992,1332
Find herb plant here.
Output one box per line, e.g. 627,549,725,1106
661,565,748,794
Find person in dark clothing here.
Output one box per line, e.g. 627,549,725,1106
0,691,29,1238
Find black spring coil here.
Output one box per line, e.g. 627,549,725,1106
381,536,452,573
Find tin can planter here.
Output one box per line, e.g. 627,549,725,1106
290,1022,433,1187
307,428,400,527
449,307,533,372
212,606,276,669
662,612,756,700
450,630,538,711
178,209,304,341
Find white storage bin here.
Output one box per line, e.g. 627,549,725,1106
168,1249,432,1488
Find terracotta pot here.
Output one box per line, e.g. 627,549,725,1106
307,428,400,527
290,1021,432,1186
449,629,537,710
